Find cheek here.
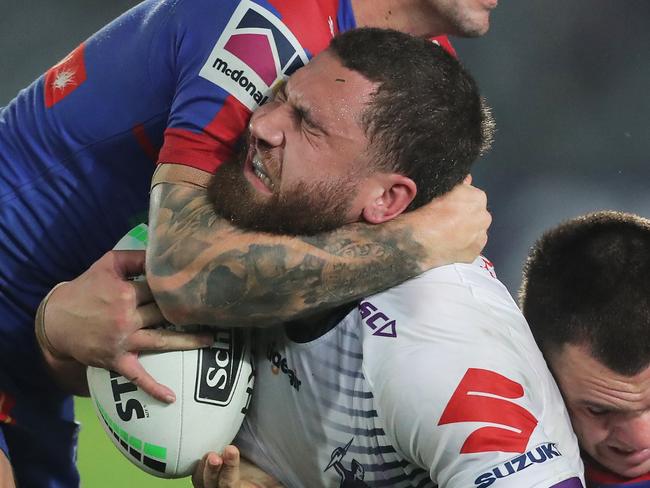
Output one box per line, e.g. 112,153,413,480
570,411,609,446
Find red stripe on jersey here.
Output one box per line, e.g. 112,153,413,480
132,124,159,162
268,0,340,56
0,392,16,425
430,35,457,58
44,43,88,108
159,95,250,173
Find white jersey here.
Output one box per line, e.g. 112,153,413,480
236,258,585,488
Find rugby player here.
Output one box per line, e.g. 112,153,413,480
1,0,495,486
197,28,584,488
521,211,650,488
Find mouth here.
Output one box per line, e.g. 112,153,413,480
251,154,274,190
243,144,275,195
607,446,650,466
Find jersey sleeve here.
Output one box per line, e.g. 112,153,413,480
359,264,584,488
152,0,321,173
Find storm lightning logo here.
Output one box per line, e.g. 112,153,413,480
200,0,309,110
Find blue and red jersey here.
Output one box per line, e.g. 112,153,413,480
586,458,650,487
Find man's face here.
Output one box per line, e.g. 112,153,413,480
211,51,379,235
428,0,497,37
550,344,650,478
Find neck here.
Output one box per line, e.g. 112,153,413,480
350,0,447,37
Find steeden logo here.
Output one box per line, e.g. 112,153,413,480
200,0,309,111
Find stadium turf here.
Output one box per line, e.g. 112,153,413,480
76,397,188,487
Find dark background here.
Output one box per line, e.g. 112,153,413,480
2,0,649,297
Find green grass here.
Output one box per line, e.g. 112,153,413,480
75,397,188,487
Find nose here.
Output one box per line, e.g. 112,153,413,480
611,413,650,451
249,101,286,148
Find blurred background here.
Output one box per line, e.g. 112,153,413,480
2,0,649,486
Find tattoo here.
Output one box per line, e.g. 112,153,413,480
147,183,426,326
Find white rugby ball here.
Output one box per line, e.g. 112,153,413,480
86,224,254,478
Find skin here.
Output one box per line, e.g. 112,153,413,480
146,50,487,327
0,451,15,488
41,250,213,402
193,446,283,488
549,344,650,478
215,51,416,227
351,0,496,38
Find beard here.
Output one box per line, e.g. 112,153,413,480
207,144,359,236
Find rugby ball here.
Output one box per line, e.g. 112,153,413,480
86,224,254,478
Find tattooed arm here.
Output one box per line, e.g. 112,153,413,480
147,179,489,327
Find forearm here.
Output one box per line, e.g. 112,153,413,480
147,183,430,326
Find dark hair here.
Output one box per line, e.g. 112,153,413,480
520,211,650,375
329,28,494,210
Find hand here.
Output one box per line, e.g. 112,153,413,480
192,446,283,488
405,176,490,268
42,250,213,403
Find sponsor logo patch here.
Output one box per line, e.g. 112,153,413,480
438,368,538,454
266,342,301,391
44,43,87,108
199,0,309,110
195,328,250,406
474,443,563,488
358,301,397,338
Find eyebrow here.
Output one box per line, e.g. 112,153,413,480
281,80,329,136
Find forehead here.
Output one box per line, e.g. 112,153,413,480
285,51,376,129
551,344,650,411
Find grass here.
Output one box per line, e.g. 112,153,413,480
75,397,188,487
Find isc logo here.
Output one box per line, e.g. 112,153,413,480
358,301,398,338
195,328,248,406
110,371,146,422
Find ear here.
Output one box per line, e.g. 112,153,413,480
362,174,417,224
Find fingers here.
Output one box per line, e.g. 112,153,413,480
192,452,223,488
130,279,154,305
109,250,147,278
128,328,214,352
129,301,165,330
114,354,176,404
217,446,241,487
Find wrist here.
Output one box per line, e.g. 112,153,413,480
388,212,439,270
35,282,72,361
